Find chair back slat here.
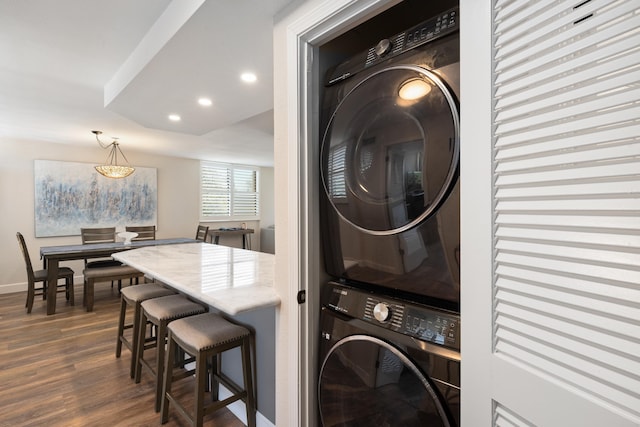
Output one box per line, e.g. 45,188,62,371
16,232,35,282
195,225,209,242
126,225,156,241
81,227,116,244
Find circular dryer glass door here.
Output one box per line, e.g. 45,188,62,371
318,335,454,427
321,65,459,235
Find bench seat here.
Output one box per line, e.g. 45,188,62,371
83,265,145,312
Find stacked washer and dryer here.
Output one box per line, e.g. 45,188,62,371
318,5,460,426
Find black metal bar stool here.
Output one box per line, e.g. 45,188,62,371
134,294,207,412
116,282,176,378
160,312,256,427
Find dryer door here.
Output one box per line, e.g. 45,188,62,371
318,334,454,427
320,65,459,236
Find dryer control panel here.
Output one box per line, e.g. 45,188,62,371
324,282,460,351
326,6,459,86
364,6,458,67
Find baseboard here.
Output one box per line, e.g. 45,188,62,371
0,282,27,294
0,275,84,295
218,384,275,427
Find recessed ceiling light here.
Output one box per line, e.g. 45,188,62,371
168,114,181,122
198,97,212,107
240,72,257,83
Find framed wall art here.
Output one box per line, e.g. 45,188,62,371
34,160,157,237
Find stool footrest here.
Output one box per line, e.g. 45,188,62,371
118,337,133,352
215,372,244,399
204,392,247,418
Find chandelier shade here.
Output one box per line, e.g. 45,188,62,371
95,164,135,179
92,130,135,179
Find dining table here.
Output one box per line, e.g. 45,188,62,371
39,237,196,315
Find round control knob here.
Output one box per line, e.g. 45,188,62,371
373,302,391,322
375,39,391,57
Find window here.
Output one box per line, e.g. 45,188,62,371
200,162,259,220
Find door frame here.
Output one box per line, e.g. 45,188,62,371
275,1,401,425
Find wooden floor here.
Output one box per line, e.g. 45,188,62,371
0,284,246,427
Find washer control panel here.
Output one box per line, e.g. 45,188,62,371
404,306,458,348
324,282,460,350
365,298,404,329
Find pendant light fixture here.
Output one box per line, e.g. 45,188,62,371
92,130,135,178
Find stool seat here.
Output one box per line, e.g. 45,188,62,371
161,313,256,427
117,283,176,377
136,295,206,412
168,312,250,353
121,283,176,304
142,295,207,323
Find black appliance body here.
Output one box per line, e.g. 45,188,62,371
320,8,460,312
319,282,460,426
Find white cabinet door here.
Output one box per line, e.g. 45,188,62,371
461,0,640,425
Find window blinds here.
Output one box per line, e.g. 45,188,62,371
201,163,231,217
201,163,259,219
492,0,640,420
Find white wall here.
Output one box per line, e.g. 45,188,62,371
1,139,275,293
260,167,275,228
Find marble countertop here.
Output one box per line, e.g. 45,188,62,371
112,242,279,315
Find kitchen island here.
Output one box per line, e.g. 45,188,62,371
112,242,279,426
112,242,279,315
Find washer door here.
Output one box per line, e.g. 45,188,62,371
318,335,453,427
321,65,459,235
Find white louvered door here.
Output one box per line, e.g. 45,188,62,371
461,0,639,425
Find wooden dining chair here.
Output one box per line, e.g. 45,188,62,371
195,225,209,242
125,225,156,241
16,232,75,313
81,227,123,288
81,227,122,267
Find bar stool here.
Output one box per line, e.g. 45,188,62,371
160,312,256,427
116,283,176,378
135,294,207,412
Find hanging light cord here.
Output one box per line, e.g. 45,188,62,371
92,130,112,149
106,141,131,166
92,130,131,166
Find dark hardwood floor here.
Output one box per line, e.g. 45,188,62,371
0,284,245,427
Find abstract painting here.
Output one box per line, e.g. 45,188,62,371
34,160,157,237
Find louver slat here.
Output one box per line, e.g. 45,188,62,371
495,1,636,73
494,402,536,427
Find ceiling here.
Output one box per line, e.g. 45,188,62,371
0,0,297,167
